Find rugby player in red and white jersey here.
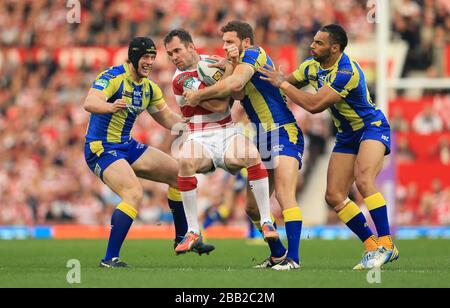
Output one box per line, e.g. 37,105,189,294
164,29,278,254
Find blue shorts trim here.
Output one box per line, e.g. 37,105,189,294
255,124,304,170
84,139,148,180
333,120,391,155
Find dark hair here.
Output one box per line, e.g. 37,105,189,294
220,20,254,45
163,28,194,46
320,24,348,52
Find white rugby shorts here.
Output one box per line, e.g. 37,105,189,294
185,125,242,173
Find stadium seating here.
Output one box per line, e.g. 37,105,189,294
389,97,450,225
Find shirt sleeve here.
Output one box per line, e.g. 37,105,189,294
91,68,120,99
172,73,205,107
147,81,168,114
240,47,266,71
328,67,359,98
292,59,312,84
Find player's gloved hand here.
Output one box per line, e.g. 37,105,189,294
258,65,287,88
183,90,201,107
207,55,229,71
110,99,127,113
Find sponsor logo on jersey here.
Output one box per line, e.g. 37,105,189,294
337,69,353,76
371,120,382,127
176,74,186,85
183,77,196,90
102,73,116,79
94,79,109,89
132,90,143,106
318,75,326,87
123,91,133,98
212,71,224,81
308,75,318,81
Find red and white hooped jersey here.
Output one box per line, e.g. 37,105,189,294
172,56,232,131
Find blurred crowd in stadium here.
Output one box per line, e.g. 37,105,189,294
0,0,449,227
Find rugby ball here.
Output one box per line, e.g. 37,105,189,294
197,59,225,86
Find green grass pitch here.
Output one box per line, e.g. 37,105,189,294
0,239,449,288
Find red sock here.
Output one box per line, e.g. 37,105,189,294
177,176,198,192
247,163,268,181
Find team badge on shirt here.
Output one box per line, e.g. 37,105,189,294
94,79,109,89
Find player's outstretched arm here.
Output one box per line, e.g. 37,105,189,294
206,56,243,101
150,103,184,131
258,65,341,114
184,63,254,107
199,98,230,113
84,89,126,114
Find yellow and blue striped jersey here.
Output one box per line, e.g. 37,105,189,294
293,53,385,133
240,46,296,131
85,63,167,143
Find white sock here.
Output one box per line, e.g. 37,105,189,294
181,189,200,234
249,178,272,226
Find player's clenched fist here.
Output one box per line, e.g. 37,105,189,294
225,44,239,62
183,90,201,107
109,99,127,113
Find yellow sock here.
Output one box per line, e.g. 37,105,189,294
218,205,230,220
364,235,379,251
378,235,393,250
252,220,263,233
117,202,138,220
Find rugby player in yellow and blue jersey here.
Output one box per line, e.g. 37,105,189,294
84,37,214,268
259,24,399,270
184,21,304,270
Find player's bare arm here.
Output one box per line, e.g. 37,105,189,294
149,102,185,130
206,54,244,101
184,63,254,107
197,56,236,112
258,65,341,114
199,99,229,113
83,88,127,114
198,66,234,113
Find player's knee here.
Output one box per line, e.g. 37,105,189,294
244,147,261,167
325,191,345,208
355,175,373,195
245,157,261,168
122,187,144,206
179,157,196,174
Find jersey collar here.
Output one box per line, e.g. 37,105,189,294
319,53,344,72
124,62,146,85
